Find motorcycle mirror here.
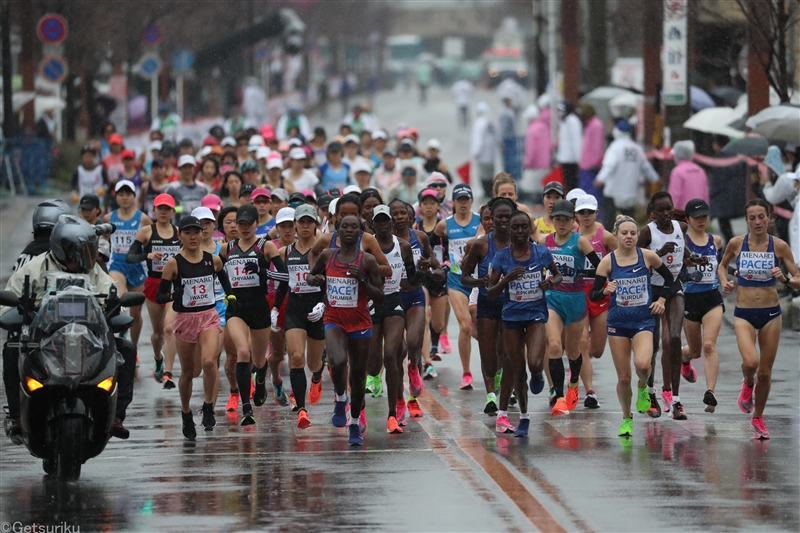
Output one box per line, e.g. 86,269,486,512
0,291,20,308
119,292,145,308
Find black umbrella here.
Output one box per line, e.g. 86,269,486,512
721,136,769,157
709,86,744,107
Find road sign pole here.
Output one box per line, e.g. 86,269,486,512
176,75,184,118
151,77,158,124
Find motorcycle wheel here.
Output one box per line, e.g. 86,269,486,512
42,458,56,475
56,417,83,480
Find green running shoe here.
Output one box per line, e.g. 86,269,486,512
636,386,650,414
618,417,633,437
484,393,498,415
494,371,502,394
369,375,383,398
365,375,376,395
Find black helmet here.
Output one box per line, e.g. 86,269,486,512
32,199,73,232
50,215,99,273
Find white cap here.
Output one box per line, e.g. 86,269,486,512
115,179,136,193
221,136,236,147
343,134,360,145
256,146,271,160
275,207,296,225
426,138,441,150
575,194,598,212
372,130,388,140
566,188,587,202
287,138,303,148
148,140,163,152
789,171,800,181
267,156,284,169
191,206,216,221
199,146,213,158
372,205,391,219
178,154,196,167
289,147,307,160
248,135,264,150
329,198,339,214
343,185,362,195
536,93,551,109
352,160,373,175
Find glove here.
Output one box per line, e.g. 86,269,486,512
243,262,259,275
270,308,281,332
306,302,325,322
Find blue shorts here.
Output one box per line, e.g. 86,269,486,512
109,258,147,289
400,286,426,312
215,298,227,327
547,290,588,326
447,273,471,298
503,317,546,330
324,323,373,340
477,294,503,320
606,324,654,339
733,305,781,330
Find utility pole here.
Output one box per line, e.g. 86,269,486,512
547,0,559,143
561,0,579,103
586,0,607,89
747,0,770,115
2,0,15,137
533,1,547,96
642,0,662,148
20,2,35,133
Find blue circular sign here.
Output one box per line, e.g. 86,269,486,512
142,23,162,45
139,54,162,78
37,14,68,44
39,56,68,84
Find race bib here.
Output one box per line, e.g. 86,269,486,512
112,230,137,255
181,275,215,308
688,255,718,284
433,244,444,264
288,264,319,293
151,245,180,272
412,246,422,266
508,270,543,302
449,237,469,274
385,256,404,293
225,258,259,288
327,276,358,308
616,275,649,307
739,251,774,282
552,253,576,284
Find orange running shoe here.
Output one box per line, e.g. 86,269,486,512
551,397,570,417
408,398,423,418
565,384,579,411
297,409,311,429
308,378,323,405
387,416,403,434
225,392,239,412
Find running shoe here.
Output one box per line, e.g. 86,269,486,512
671,402,687,420
240,404,256,426
661,389,673,413
163,373,176,390
201,403,216,430
647,392,661,418
738,379,754,413
182,411,196,440
681,361,698,383
387,416,403,434
365,375,377,396
369,375,383,398
408,398,423,418
332,399,349,427
494,370,502,393
430,347,441,362
440,334,452,354
153,357,164,383
636,386,651,414
484,393,498,415
348,424,364,446
459,373,473,390
703,390,718,413
309,378,323,405
288,391,298,411
297,409,311,429
551,397,569,417
272,380,289,407
514,418,530,437
618,417,633,437
584,391,600,409
495,415,515,434
548,387,558,407
423,362,438,380
751,417,770,440
565,384,579,411
509,393,517,406
252,374,268,407
226,393,239,412
359,410,368,434
135,354,140,368
396,398,408,427
408,364,425,397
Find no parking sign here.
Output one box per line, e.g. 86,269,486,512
37,14,68,44
39,56,69,84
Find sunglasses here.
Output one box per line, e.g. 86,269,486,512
253,198,270,205
577,210,597,215
429,182,447,188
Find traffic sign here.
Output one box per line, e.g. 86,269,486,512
172,49,195,73
39,56,69,84
37,14,68,44
142,23,163,45
139,54,162,79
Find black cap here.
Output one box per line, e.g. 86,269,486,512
685,198,711,218
543,181,565,197
161,141,177,156
288,192,307,207
79,194,101,210
236,204,259,224
327,141,343,152
178,216,202,231
314,127,326,137
452,183,473,200
551,199,575,218
317,194,333,210
239,183,256,197
179,137,194,148
150,157,165,167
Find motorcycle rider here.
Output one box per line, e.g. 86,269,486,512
2,215,136,441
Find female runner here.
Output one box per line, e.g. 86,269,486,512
417,189,448,371
216,206,243,412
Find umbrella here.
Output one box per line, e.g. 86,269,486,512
745,104,800,143
608,92,642,118
709,86,744,107
721,135,769,157
690,86,716,111
580,86,638,126
683,107,745,138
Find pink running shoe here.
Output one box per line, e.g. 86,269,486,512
359,410,368,434
751,417,770,439
396,397,408,426
460,373,474,390
681,361,698,383
661,389,673,413
495,415,515,434
440,334,452,354
408,363,424,397
738,379,754,413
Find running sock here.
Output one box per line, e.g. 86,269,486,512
549,358,565,398
673,395,681,403
236,363,252,404
648,386,655,394
350,414,360,426
568,355,583,384
255,363,268,384
290,369,307,410
335,391,348,403
520,412,531,420
498,410,508,418
230,388,239,394
311,367,324,383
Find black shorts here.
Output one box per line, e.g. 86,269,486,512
226,299,272,330
476,293,503,320
370,292,405,325
285,295,325,341
422,273,448,298
652,283,684,302
684,289,724,322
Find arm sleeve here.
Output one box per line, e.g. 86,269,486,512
155,279,173,304
126,240,147,264
216,267,232,295
654,263,678,298
404,257,423,284
589,275,608,302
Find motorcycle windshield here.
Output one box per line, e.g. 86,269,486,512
36,286,107,337
39,323,109,380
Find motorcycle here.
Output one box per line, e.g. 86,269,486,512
0,273,144,480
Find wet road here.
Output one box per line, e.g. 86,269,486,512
1,89,799,532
